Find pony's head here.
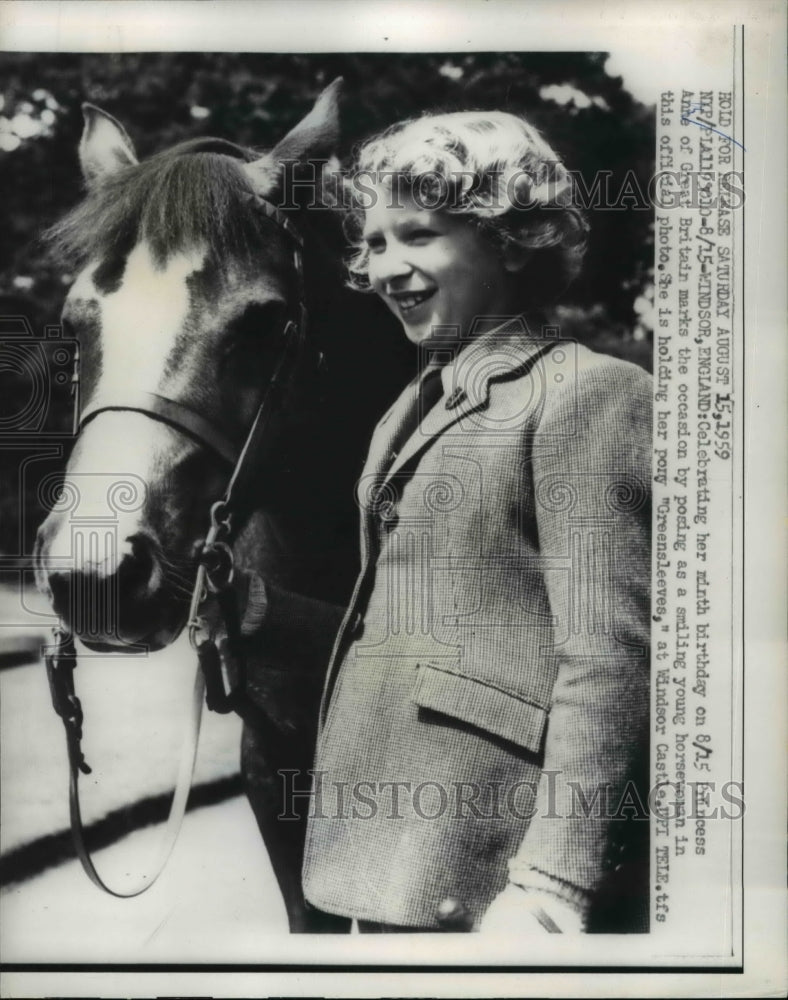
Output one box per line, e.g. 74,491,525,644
35,81,344,651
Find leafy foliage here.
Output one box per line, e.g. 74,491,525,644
0,52,654,555
2,52,654,331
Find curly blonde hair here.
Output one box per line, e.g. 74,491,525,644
344,110,588,305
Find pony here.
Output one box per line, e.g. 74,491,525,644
33,80,407,932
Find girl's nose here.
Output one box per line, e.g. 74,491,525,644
371,246,413,287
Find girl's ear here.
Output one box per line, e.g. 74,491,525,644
502,244,530,273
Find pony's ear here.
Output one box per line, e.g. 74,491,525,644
243,77,343,199
79,103,138,187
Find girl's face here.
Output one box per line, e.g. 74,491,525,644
362,189,518,345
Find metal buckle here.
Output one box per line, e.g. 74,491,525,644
45,626,91,775
202,540,234,593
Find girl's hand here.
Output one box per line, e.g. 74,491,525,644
196,568,268,643
479,882,585,934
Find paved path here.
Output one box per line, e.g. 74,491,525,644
1,586,290,963
2,797,288,964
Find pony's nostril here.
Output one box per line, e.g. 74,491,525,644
118,534,159,599
40,535,163,646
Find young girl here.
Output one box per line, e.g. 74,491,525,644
296,111,652,934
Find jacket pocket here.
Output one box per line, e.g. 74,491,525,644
411,663,548,755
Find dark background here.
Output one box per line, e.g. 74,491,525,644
0,52,655,556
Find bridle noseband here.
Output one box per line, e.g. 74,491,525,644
45,193,311,897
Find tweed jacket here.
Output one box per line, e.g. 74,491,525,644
301,319,652,928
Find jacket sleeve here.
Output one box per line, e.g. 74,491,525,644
506,357,652,909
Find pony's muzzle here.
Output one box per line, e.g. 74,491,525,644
36,523,168,649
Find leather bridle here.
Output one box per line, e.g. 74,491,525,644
45,193,310,897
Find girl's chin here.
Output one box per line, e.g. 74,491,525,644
400,314,440,343
402,324,435,345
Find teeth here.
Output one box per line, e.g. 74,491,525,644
397,291,432,310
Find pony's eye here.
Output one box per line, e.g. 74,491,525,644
220,302,289,381
224,301,286,352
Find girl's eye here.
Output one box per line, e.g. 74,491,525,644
364,235,385,254
406,228,437,244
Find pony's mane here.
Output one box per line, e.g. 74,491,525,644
47,138,280,268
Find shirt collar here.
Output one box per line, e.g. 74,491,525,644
430,313,545,408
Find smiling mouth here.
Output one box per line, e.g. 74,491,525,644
390,289,436,314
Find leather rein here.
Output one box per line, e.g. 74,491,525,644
45,193,309,897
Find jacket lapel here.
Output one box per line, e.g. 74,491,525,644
381,327,554,487
362,377,421,484
381,390,484,484
355,376,423,568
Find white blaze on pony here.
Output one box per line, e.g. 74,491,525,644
73,242,208,398
48,244,209,578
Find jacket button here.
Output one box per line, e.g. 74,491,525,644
436,897,473,931
379,503,397,523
